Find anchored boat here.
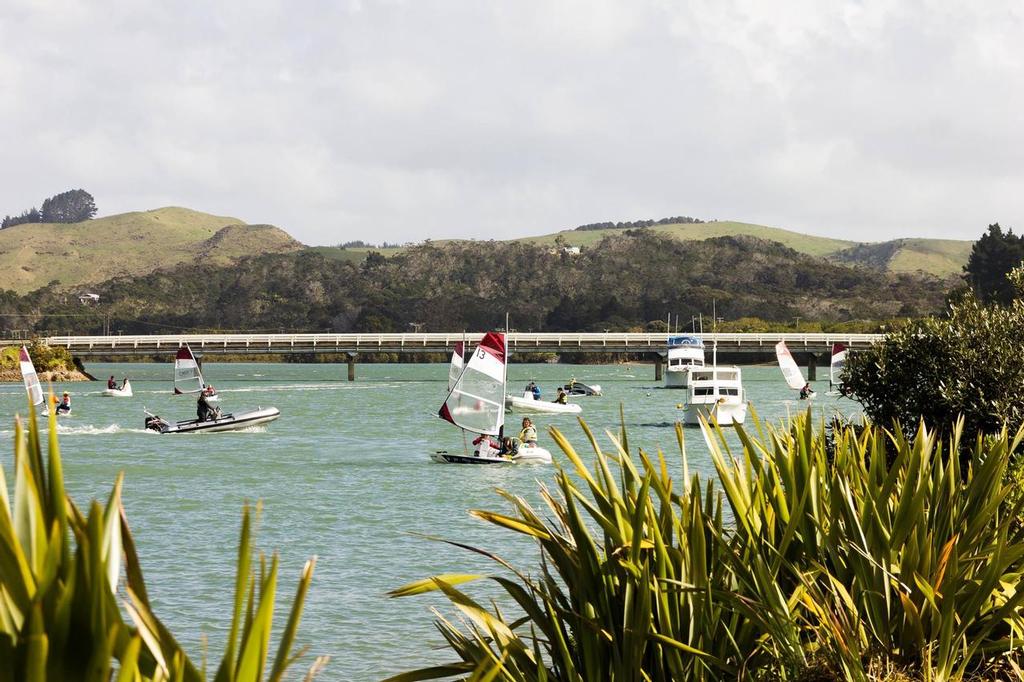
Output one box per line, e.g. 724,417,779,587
664,335,705,389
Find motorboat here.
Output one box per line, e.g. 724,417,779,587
679,365,748,426
144,406,280,434
562,379,602,396
664,335,705,389
174,345,219,402
103,379,133,397
434,331,553,465
506,391,582,415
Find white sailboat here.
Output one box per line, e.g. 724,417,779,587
174,345,219,401
432,331,552,464
447,341,465,392
829,343,848,395
776,341,814,399
19,346,44,410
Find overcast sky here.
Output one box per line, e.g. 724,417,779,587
1,1,1021,245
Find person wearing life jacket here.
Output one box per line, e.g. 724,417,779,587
197,391,218,421
553,387,568,405
55,392,72,414
108,376,117,390
799,383,812,400
518,417,538,446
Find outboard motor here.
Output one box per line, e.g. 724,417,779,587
145,415,167,433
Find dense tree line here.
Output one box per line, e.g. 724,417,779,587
574,215,705,231
962,223,1024,304
1,232,947,336
1,189,97,228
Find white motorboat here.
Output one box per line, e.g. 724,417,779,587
679,365,748,426
103,378,133,397
174,345,220,402
434,331,553,465
563,380,602,396
664,335,705,389
506,391,582,415
144,406,280,434
776,341,815,399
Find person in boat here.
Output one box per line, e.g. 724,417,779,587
473,434,500,457
526,381,541,400
518,417,538,447
553,387,568,405
799,383,812,400
500,437,518,457
55,392,71,414
197,391,219,421
569,377,577,392
108,375,117,390
121,377,129,389
202,384,216,397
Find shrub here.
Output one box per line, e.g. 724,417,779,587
390,412,1024,680
0,400,323,680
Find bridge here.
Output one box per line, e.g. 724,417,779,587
35,332,882,380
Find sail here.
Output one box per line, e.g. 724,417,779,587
173,345,205,394
439,332,506,436
19,346,43,407
830,343,848,388
447,341,465,392
775,341,806,391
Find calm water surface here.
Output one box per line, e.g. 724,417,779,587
0,361,859,680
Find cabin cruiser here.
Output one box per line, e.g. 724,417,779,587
679,365,747,426
664,335,705,388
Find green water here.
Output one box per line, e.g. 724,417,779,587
0,362,858,680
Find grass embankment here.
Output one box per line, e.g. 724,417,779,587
0,342,89,382
393,412,1024,680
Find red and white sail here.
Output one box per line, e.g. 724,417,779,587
173,345,205,395
447,341,465,392
439,332,506,436
830,343,848,388
775,341,806,391
19,346,44,407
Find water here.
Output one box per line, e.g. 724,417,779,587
0,362,858,680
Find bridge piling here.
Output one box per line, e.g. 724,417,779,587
347,353,357,381
654,354,663,381
807,352,817,381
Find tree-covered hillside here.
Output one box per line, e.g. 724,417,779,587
4,232,947,335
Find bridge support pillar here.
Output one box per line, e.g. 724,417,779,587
347,353,357,382
654,354,663,381
807,352,817,381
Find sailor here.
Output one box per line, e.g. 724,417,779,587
108,376,117,389
553,387,568,405
529,381,541,400
55,392,72,414
473,433,499,456
518,417,538,446
197,391,217,421
203,384,216,396
799,383,812,400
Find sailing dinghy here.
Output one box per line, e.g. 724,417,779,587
19,346,46,412
174,345,219,401
432,331,552,464
447,341,465,392
828,343,849,396
776,341,814,399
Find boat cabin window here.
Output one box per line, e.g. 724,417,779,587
720,388,739,396
694,387,715,396
692,372,713,381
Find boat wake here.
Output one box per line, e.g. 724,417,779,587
55,423,140,435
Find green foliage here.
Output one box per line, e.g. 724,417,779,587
391,412,1024,680
0,401,322,680
845,281,1024,443
963,223,1024,304
40,189,97,224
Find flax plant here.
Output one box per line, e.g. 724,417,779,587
391,409,1024,681
0,398,323,681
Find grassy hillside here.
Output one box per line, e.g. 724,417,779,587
831,238,972,277
0,207,303,293
517,220,857,257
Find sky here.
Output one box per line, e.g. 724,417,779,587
1,0,1022,246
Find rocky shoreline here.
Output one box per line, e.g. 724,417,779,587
0,368,91,383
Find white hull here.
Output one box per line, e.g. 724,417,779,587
147,406,280,434
506,394,582,415
682,400,748,426
664,369,690,388
431,444,552,465
103,380,133,398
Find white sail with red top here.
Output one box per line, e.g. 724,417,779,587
447,341,465,392
830,343,848,390
173,345,205,395
19,346,44,407
775,341,806,391
439,332,506,436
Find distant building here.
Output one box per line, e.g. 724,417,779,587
548,245,582,256
78,293,100,304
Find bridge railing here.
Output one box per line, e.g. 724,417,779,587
38,331,883,350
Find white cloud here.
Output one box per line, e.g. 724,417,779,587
0,0,1021,244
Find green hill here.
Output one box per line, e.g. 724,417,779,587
0,207,303,293
830,238,972,277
